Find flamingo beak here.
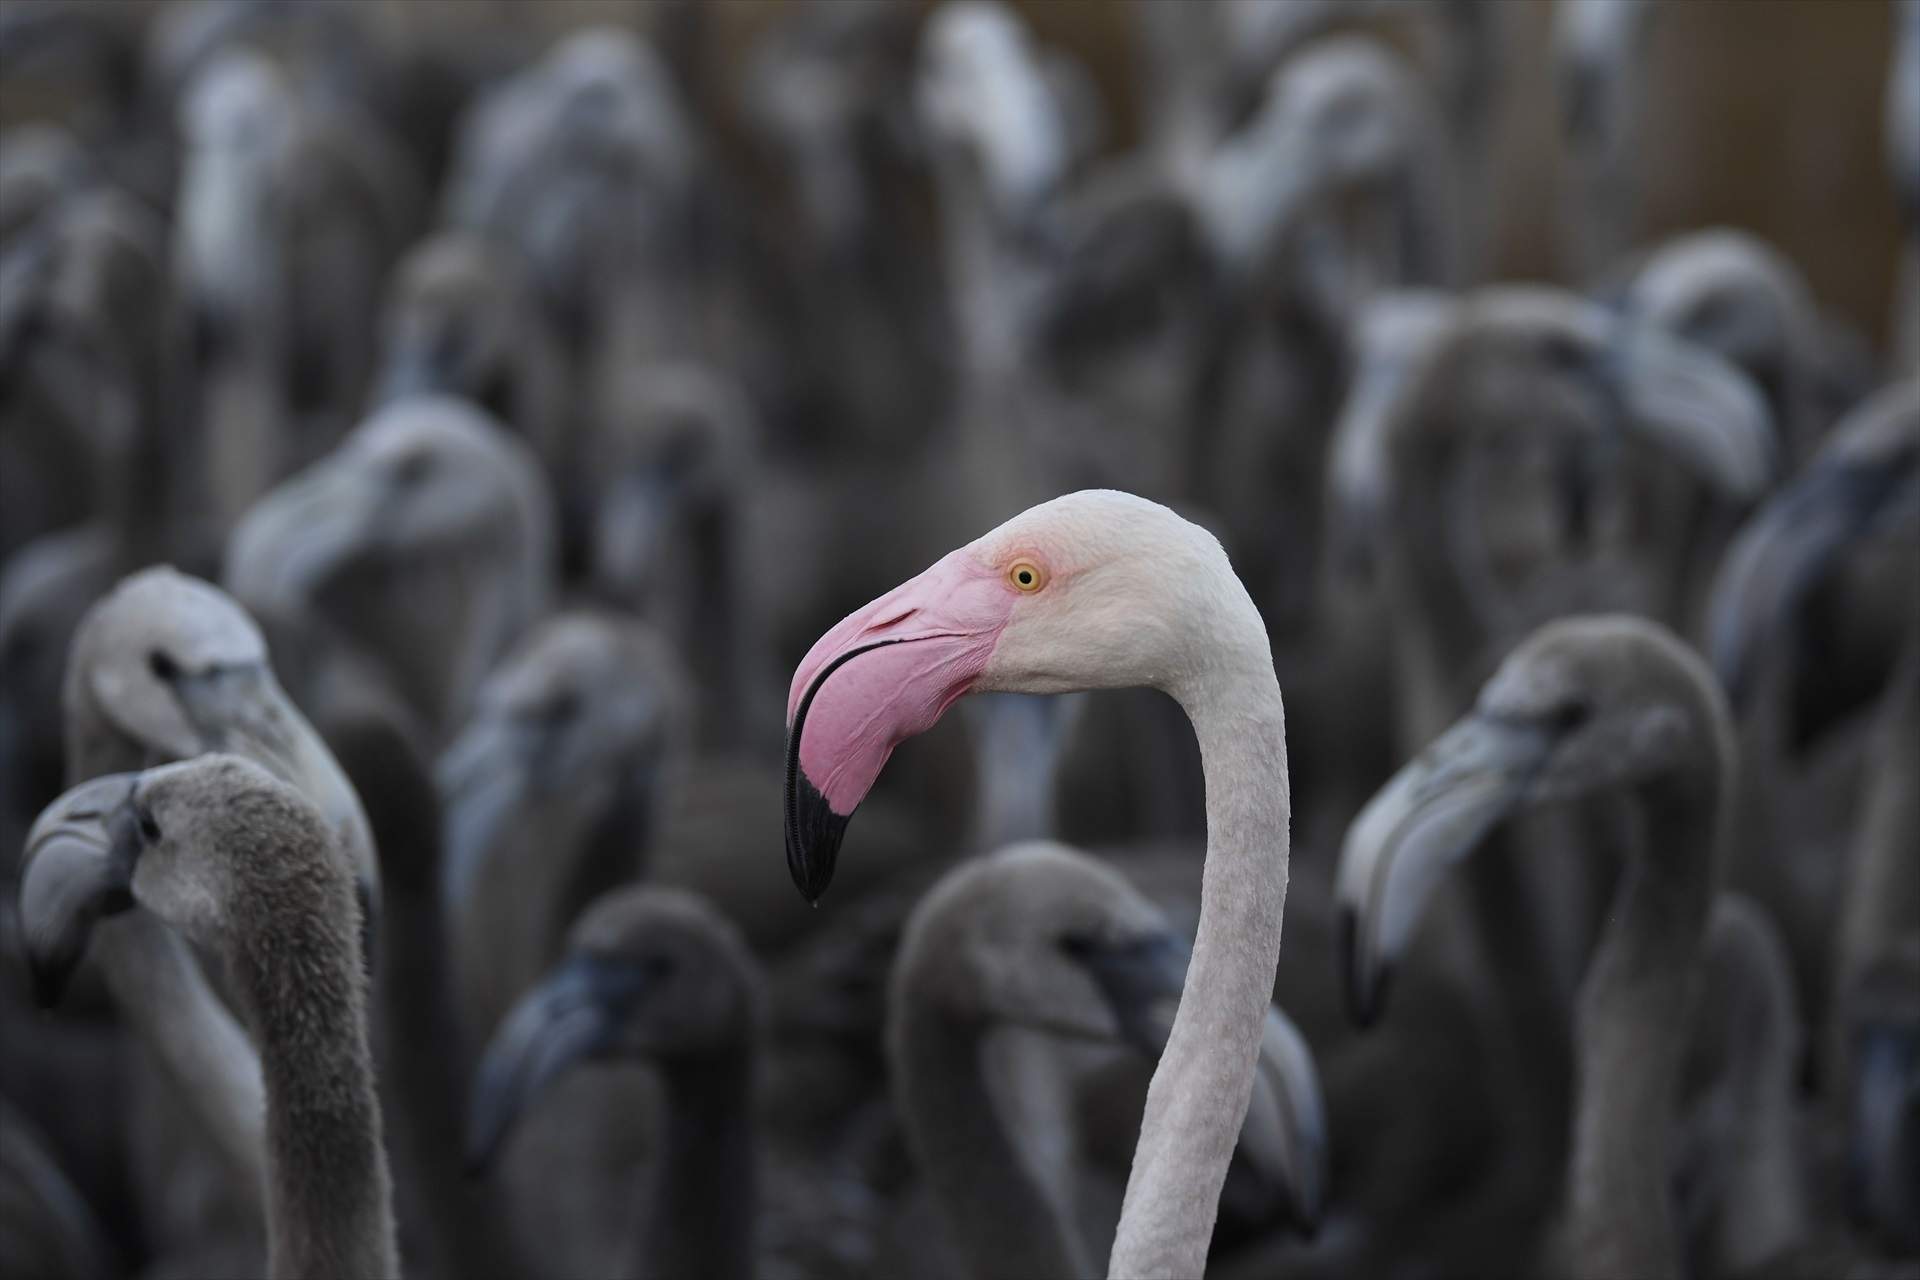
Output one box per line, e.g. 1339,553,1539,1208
1609,323,1776,501
1234,1007,1331,1237
465,949,653,1175
19,774,143,1008
1847,1019,1920,1249
1070,928,1193,1056
1708,449,1917,708
784,550,1015,903
1335,714,1554,1028
224,455,385,616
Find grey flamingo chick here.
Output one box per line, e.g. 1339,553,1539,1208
467,886,762,1280
438,612,688,1050
50,566,378,1272
890,841,1327,1278
1337,615,1734,1279
225,393,555,743
22,756,397,1279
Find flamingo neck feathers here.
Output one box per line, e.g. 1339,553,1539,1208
1569,753,1725,1280
683,497,745,746
644,1049,757,1280
225,821,397,1280
1109,592,1291,1278
358,728,528,1280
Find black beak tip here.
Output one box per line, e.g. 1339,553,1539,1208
1337,907,1387,1031
1296,1161,1329,1239
1708,628,1756,713
27,955,71,1012
784,767,848,905
463,1113,505,1180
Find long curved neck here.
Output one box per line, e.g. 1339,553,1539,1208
90,914,269,1217
235,880,397,1280
643,1049,757,1280
1831,651,1920,1073
1386,416,1492,748
343,546,518,739
324,703,529,1280
1386,414,1589,1083
1569,777,1719,1280
687,497,745,748
74,742,269,1219
379,861,527,1280
1690,933,1806,1276
1110,645,1290,1278
896,1009,1088,1280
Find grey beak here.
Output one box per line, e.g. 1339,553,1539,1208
465,952,647,1174
1070,928,1191,1057
155,658,382,926
224,458,383,616
1708,450,1918,708
19,774,143,1008
1325,290,1456,579
1236,1008,1331,1235
374,341,450,407
1609,322,1775,501
1335,714,1554,1027
1847,1021,1920,1250
1196,101,1322,274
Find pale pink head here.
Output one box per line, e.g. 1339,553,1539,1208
783,490,1266,900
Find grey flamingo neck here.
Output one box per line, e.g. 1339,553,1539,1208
642,1047,758,1280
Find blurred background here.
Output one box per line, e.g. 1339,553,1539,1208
1,1,1916,1278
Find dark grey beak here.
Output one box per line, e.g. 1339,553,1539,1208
224,453,384,618
1335,714,1555,1028
153,656,383,938
374,337,455,407
1607,321,1775,501
1847,1020,1920,1251
1069,929,1191,1057
466,952,649,1174
1238,1008,1331,1236
1708,449,1918,708
19,774,143,1008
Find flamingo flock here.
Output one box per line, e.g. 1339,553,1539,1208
1,3,1916,1279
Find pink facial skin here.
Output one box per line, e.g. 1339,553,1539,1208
788,549,1017,815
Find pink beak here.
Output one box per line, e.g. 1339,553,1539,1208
784,550,1014,901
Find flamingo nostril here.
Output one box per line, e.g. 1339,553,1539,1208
868,605,920,633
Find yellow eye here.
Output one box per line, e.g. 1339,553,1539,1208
1007,559,1045,592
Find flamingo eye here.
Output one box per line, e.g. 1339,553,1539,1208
1007,560,1046,593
